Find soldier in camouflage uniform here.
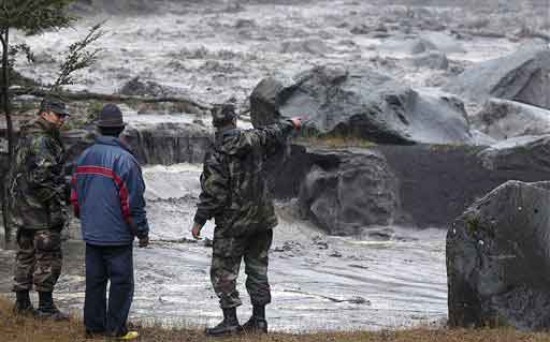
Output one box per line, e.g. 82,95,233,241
191,104,301,336
9,98,70,320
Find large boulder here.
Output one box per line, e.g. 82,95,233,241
445,45,550,109
297,148,400,235
471,99,550,140
250,66,473,145
477,135,550,174
447,180,550,330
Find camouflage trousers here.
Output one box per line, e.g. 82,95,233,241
211,229,273,309
13,227,63,292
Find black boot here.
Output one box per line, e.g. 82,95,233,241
205,308,240,336
36,291,69,321
13,290,36,316
240,305,268,334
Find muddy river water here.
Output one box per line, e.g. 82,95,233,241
0,164,447,332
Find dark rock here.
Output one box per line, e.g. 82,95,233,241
445,45,550,109
471,99,550,140
408,51,449,70
329,250,342,258
477,135,550,173
250,65,473,145
380,137,550,228
119,77,169,97
297,148,400,236
123,122,211,165
447,180,550,330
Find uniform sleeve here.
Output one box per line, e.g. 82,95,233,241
246,120,295,157
193,151,230,226
125,158,149,238
27,136,65,203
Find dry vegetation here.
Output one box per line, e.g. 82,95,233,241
2,296,550,342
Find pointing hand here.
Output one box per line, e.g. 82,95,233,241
192,222,203,240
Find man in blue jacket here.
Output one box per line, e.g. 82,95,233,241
71,104,149,341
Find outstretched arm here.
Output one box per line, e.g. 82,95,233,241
248,118,302,156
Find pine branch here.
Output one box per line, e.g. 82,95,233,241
51,23,104,92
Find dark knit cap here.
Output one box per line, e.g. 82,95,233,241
97,104,125,128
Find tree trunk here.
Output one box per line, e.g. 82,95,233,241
1,28,13,242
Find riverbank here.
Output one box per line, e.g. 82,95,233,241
1,296,549,342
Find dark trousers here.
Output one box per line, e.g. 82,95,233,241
84,243,134,337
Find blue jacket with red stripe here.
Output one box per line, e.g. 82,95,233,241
71,136,149,246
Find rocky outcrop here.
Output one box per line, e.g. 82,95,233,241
297,148,400,235
270,134,550,233
123,122,211,165
471,99,550,140
62,121,212,166
447,180,550,330
250,66,473,145
477,135,550,174
445,45,550,109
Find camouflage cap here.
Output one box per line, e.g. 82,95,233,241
211,103,237,127
40,97,70,117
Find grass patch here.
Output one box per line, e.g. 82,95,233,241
0,295,549,341
296,135,376,149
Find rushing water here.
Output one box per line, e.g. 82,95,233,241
0,164,447,331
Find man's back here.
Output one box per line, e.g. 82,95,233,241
196,121,294,237
72,136,146,246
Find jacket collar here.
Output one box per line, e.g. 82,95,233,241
95,135,133,154
22,117,62,145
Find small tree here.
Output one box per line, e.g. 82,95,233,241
1,0,75,160
0,1,102,240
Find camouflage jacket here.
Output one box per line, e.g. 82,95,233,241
193,120,295,237
9,118,67,230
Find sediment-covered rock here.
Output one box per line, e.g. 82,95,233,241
445,45,550,109
471,99,550,140
447,180,550,330
250,65,473,145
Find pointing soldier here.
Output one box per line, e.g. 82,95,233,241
191,103,301,336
